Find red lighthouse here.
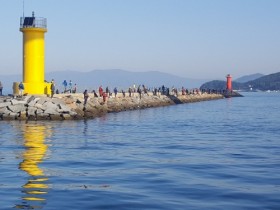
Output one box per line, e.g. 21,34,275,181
226,74,232,91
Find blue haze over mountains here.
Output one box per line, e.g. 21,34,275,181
234,73,264,83
200,72,280,91
0,69,207,94
0,69,272,94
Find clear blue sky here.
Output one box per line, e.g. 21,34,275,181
0,0,279,79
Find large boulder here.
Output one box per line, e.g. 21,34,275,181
57,104,72,113
8,104,26,113
0,102,11,108
44,108,59,115
11,99,26,105
0,107,10,115
27,107,37,116
36,112,50,120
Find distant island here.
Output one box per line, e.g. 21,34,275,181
200,72,280,91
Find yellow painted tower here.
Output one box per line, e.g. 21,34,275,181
18,12,50,95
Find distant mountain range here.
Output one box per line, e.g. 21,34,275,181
0,69,207,94
2,70,278,94
200,72,280,91
234,73,264,83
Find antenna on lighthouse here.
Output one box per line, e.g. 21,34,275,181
22,0,25,17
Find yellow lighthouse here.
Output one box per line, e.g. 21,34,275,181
17,12,49,95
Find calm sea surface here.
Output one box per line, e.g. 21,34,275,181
0,92,279,210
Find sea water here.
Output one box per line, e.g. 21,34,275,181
0,92,279,210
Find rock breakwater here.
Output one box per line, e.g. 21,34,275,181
0,93,223,121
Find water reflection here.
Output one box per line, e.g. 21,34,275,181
15,122,51,209
83,119,88,136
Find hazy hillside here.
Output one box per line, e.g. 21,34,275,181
45,69,206,92
200,72,280,91
0,69,206,94
234,73,264,83
200,80,241,90
244,72,280,91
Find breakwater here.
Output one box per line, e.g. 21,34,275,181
0,93,223,120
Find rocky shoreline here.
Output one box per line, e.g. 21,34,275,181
0,93,224,121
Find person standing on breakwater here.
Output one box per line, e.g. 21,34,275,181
19,82,24,97
73,84,77,93
102,92,107,102
142,85,149,96
161,85,165,95
62,80,67,93
137,85,142,99
128,87,132,97
153,87,158,96
106,86,110,98
182,87,186,95
69,80,73,93
0,81,3,96
114,87,118,98
99,85,103,97
92,90,98,97
50,79,56,98
83,89,89,106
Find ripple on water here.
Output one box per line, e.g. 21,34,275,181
0,92,280,209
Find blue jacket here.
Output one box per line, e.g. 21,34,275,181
19,83,24,90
